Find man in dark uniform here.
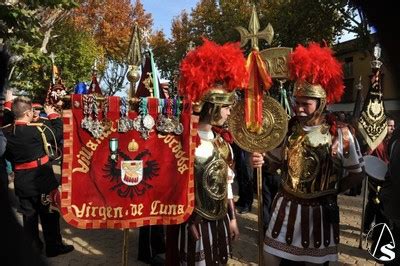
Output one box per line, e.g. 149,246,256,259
233,143,254,214
32,101,63,184
3,96,74,257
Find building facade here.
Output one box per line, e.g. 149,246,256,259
330,35,399,117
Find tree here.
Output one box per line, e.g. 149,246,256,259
101,61,128,96
1,0,78,96
336,2,372,50
150,0,252,80
70,0,153,95
191,0,252,44
150,0,371,79
150,10,195,82
48,21,104,88
0,0,77,46
71,0,134,59
261,0,349,47
149,30,172,79
10,19,104,99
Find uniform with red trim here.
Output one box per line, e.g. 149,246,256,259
3,96,73,257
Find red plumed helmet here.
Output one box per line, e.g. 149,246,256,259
178,38,248,103
289,42,344,104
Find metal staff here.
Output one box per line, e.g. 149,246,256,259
122,229,129,266
233,5,289,264
359,174,369,249
228,95,288,264
256,166,263,262
108,137,130,266
356,43,387,248
358,155,388,249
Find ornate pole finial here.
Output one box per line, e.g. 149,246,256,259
92,59,98,76
355,76,363,90
236,5,274,50
371,43,383,69
127,23,143,99
127,23,142,67
49,52,57,85
186,40,195,54
49,52,55,64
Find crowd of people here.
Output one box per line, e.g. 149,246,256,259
2,45,399,266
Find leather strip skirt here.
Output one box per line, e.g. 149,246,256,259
178,213,231,265
264,188,340,264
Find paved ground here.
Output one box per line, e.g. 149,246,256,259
10,176,381,265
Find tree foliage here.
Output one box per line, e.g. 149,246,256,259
150,0,371,81
72,0,129,60
0,0,77,43
1,0,78,96
48,21,104,88
2,0,152,97
1,0,372,97
260,0,349,47
101,61,128,96
149,30,171,79
70,0,153,95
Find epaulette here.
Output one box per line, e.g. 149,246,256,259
27,122,44,127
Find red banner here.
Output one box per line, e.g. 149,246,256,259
61,95,196,229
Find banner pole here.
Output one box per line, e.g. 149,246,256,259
122,229,129,266
257,166,264,264
358,175,369,249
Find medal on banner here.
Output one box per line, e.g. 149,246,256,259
101,96,112,131
89,95,104,138
157,99,173,133
143,114,155,130
156,98,183,135
118,97,131,133
81,94,93,130
172,98,183,135
164,99,174,133
156,98,168,132
135,97,154,139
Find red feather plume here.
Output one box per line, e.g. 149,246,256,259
289,42,344,104
178,38,248,102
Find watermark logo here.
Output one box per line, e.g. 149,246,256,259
366,223,396,262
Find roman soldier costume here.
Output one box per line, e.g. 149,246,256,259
264,43,364,263
167,39,248,265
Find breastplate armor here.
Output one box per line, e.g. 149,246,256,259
194,135,231,220
283,123,339,198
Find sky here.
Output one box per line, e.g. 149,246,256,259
141,0,198,38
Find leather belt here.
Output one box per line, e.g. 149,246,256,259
15,155,49,170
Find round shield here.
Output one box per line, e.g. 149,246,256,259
228,95,288,153
363,155,388,181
